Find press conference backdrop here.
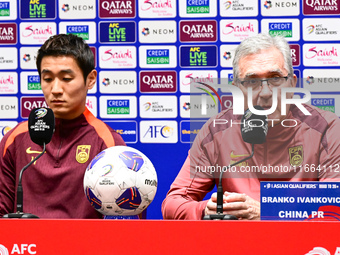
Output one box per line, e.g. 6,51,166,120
0,0,339,219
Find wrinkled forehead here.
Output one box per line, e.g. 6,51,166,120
238,48,287,78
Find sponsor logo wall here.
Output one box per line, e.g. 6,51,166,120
0,0,339,143
0,0,339,220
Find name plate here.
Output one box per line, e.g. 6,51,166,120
260,182,340,221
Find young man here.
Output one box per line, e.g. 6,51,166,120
162,34,340,220
0,34,125,218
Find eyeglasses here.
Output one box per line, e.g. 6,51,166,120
237,76,290,91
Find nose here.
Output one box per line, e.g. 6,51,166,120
51,78,63,95
259,80,272,99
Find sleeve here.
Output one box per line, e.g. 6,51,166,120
162,117,219,220
161,153,215,220
0,132,16,216
318,114,340,181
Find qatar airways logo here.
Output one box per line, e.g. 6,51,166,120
180,20,217,42
303,0,339,14
99,0,135,18
0,23,16,44
140,71,177,93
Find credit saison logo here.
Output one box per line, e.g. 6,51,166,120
180,46,217,67
27,75,40,90
0,23,16,44
99,22,136,43
269,22,292,37
66,25,89,40
107,99,130,114
311,98,335,113
146,49,169,64
187,0,209,14
0,2,10,16
180,20,217,42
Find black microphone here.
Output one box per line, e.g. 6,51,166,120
3,107,55,219
203,106,267,220
241,106,267,144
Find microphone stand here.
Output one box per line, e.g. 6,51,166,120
3,143,46,219
203,144,254,220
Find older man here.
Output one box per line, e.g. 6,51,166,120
162,33,340,220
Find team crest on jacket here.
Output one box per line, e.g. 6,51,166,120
289,145,303,167
76,145,91,164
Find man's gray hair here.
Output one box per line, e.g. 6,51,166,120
232,33,293,79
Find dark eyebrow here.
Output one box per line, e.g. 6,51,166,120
244,69,284,78
41,69,75,75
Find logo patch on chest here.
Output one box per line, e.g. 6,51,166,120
289,145,303,167
76,145,91,164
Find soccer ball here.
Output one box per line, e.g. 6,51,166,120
83,146,157,216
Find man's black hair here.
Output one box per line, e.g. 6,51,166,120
36,34,94,82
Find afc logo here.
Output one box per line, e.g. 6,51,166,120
0,244,36,255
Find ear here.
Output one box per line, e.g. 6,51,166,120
291,73,297,88
86,69,97,90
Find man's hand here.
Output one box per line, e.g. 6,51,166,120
204,191,260,220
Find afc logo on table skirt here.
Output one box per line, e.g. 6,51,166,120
0,244,37,255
